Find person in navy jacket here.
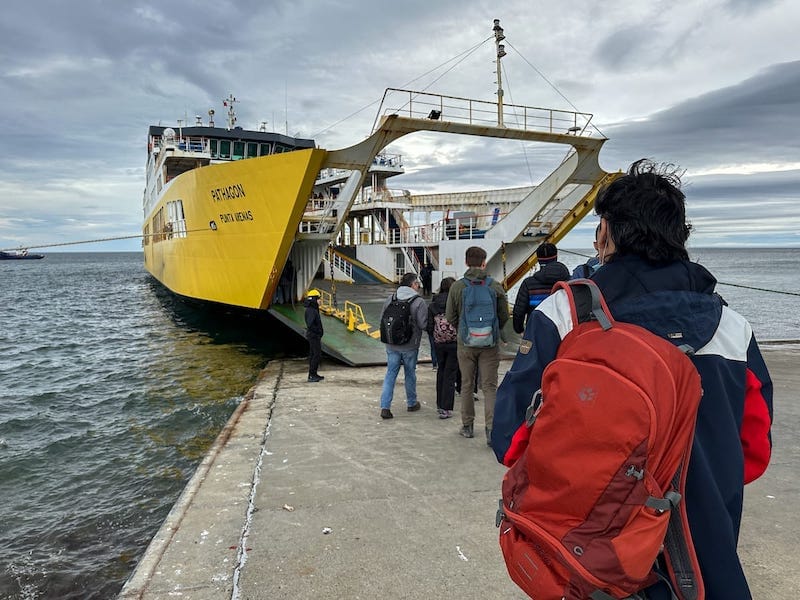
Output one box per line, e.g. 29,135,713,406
491,159,773,600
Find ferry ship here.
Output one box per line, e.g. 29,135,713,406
143,20,619,336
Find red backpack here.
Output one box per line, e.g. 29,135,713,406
497,280,705,600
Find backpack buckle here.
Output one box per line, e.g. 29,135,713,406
495,498,505,527
525,390,543,427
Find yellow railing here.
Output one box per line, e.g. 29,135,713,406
315,290,381,339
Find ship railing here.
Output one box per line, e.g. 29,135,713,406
356,188,410,206
383,210,511,244
300,197,338,234
316,167,352,184
374,88,595,136
156,135,211,154
317,291,381,339
329,250,354,280
370,153,404,170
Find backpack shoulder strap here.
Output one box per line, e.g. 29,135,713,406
552,279,614,330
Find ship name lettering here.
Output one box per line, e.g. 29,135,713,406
219,210,254,224
210,183,246,202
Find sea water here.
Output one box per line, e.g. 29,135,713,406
0,253,306,599
0,250,797,599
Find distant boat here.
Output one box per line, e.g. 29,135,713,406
0,249,44,260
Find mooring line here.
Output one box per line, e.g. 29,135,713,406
1,228,213,253
552,249,799,297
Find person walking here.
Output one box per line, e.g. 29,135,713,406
445,246,509,444
571,224,602,279
492,159,773,599
511,242,570,334
378,273,428,419
427,277,459,419
304,289,324,382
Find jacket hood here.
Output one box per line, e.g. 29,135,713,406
395,285,419,301
464,267,489,281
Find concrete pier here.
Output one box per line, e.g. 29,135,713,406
120,348,799,599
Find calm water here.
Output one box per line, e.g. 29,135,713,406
0,249,797,599
0,253,306,599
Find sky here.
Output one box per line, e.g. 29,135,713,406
1,0,799,252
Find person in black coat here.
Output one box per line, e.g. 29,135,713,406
420,263,433,297
426,277,459,418
511,243,570,334
304,289,324,382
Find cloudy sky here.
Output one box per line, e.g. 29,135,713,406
1,0,798,252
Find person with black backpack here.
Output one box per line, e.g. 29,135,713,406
378,273,428,419
445,246,509,443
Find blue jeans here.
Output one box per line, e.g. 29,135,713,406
380,348,418,409
427,331,438,368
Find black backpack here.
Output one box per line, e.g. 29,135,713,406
380,294,419,345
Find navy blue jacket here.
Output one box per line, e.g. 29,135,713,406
492,255,773,600
511,261,571,333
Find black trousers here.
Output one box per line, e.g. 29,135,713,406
434,342,458,411
307,335,322,376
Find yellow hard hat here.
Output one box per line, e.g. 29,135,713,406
306,289,321,298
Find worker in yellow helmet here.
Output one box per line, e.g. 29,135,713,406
304,289,324,382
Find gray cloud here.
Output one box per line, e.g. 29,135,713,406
1,0,798,251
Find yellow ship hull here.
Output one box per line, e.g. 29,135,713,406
143,148,327,310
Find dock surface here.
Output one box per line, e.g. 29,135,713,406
120,348,799,599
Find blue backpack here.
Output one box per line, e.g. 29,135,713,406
459,277,499,347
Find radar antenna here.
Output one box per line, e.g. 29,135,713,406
223,94,238,130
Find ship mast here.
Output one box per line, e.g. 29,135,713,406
493,19,506,127
224,93,238,130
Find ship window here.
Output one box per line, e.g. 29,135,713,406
143,224,150,246
153,207,165,243
233,141,245,160
210,139,218,157
166,199,187,239
260,143,272,156
247,142,258,158
219,140,231,159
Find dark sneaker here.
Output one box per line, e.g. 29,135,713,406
308,375,323,383
407,402,421,412
460,424,474,438
439,410,452,419
380,409,393,419
473,393,480,402
485,427,492,446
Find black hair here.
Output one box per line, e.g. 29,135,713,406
439,276,456,294
595,158,691,262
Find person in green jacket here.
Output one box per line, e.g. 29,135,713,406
445,246,509,444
